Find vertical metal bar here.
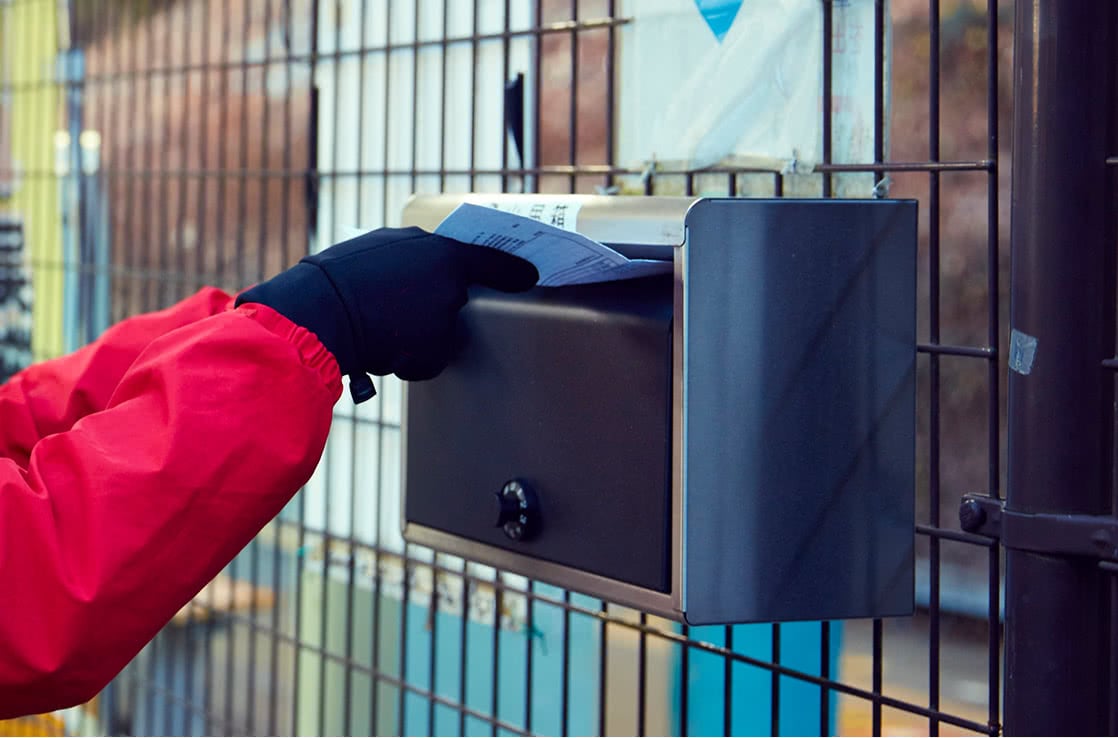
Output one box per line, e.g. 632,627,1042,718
723,626,733,737
141,1,155,311
267,526,282,732
605,0,616,188
500,0,511,192
342,546,356,736
1004,2,1117,733
874,0,884,166
637,613,647,737
236,0,252,290
491,581,503,737
771,624,781,736
279,0,296,272
156,4,172,310
214,0,233,316
568,0,578,192
676,627,687,736
820,0,833,198
428,561,441,734
927,1,942,734
525,581,534,734
532,0,542,195
439,0,449,193
597,603,607,737
457,572,469,736
122,0,140,320
196,0,212,290
984,0,1000,505
256,0,273,286
819,623,830,736
369,546,383,736
399,553,412,737
410,0,420,194
463,0,480,192
984,1,1002,734
872,620,883,736
101,0,119,324
560,592,571,736
987,548,1000,735
175,0,193,300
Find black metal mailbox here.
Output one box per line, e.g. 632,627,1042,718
401,195,917,625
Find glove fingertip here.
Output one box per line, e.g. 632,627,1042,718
460,244,539,292
500,256,539,292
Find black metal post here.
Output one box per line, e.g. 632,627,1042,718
1005,2,1118,734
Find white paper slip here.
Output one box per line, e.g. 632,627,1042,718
461,196,583,232
434,202,672,287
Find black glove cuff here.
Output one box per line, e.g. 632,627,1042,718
236,261,359,376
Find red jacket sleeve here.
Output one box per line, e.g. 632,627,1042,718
0,287,235,468
0,300,342,718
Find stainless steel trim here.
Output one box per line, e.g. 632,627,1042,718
673,198,704,614
403,523,682,620
671,225,688,612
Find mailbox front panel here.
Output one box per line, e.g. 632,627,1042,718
404,277,674,592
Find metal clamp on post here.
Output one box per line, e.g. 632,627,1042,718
959,494,1118,563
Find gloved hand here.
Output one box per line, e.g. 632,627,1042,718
236,226,538,402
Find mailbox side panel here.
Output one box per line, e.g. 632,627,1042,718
682,199,917,625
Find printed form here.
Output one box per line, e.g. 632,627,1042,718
435,202,672,287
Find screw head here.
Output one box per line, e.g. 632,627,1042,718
959,499,986,533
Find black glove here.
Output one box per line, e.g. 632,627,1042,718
237,226,538,402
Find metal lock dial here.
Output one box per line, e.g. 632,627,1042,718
494,479,542,541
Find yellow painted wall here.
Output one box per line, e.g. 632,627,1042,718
1,0,64,360
0,5,69,731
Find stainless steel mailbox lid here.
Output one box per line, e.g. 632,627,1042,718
401,193,695,261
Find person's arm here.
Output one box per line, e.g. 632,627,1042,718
0,302,340,718
0,287,233,468
0,226,536,718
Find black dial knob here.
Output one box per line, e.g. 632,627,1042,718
494,479,542,541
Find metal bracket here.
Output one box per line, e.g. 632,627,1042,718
959,494,1118,562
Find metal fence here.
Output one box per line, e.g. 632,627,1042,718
0,0,1113,735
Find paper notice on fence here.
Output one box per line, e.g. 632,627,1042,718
435,203,672,287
